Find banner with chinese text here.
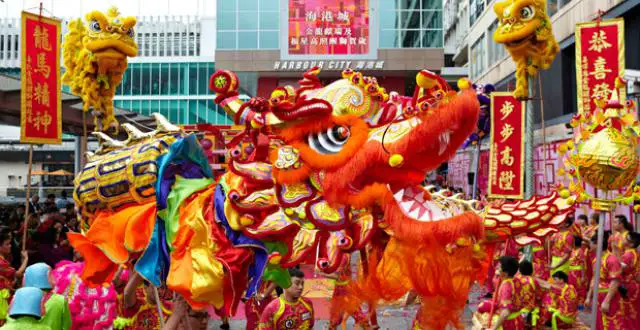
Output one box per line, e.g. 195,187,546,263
20,11,61,144
575,18,625,114
285,0,371,57
488,93,525,199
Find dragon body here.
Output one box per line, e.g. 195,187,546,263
69,68,574,328
62,7,137,131
493,0,559,99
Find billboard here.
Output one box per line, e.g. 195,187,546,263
281,0,378,60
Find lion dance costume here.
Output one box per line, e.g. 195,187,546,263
67,60,575,328
62,7,137,131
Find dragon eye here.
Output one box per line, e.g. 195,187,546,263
307,125,350,155
127,28,135,38
89,20,101,32
520,6,535,21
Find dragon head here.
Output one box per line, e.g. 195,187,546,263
83,7,138,61
493,0,551,49
212,68,484,272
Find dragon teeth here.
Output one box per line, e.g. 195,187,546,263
394,189,404,201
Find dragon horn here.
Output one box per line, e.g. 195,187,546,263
152,113,181,133
122,123,146,140
92,131,126,153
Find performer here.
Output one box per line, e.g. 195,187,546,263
515,260,539,327
22,263,71,330
487,239,518,295
327,255,371,330
567,236,588,303
585,232,627,330
246,281,277,330
259,268,314,330
0,287,51,330
621,232,640,328
582,213,600,242
116,271,172,330
539,271,578,329
549,217,574,276
477,256,524,330
609,215,632,256
0,232,27,325
531,240,549,280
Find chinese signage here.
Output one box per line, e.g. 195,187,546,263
20,11,62,144
284,0,374,59
488,93,525,199
575,18,625,114
273,60,384,71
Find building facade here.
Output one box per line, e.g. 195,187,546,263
215,0,446,98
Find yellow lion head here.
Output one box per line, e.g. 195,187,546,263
493,0,551,48
83,6,138,60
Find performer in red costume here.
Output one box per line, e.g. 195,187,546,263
621,232,640,328
568,236,589,302
246,281,277,330
259,268,314,330
477,256,524,330
586,232,628,330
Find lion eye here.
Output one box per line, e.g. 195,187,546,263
89,20,101,32
520,6,535,21
127,28,135,38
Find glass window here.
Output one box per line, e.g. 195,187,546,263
260,11,279,30
131,65,141,96
422,29,443,48
239,0,258,11
379,11,400,30
198,63,211,95
400,30,421,47
380,30,398,48
169,63,180,95
548,0,559,16
218,31,237,49
219,13,237,31
238,31,258,49
189,64,198,95
422,0,442,9
151,63,160,96
487,20,505,65
141,64,151,95
219,0,237,12
259,31,279,49
238,12,259,30
401,11,420,29
260,0,279,11
422,11,442,29
470,34,486,78
379,0,398,11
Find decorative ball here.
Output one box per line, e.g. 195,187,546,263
575,127,639,191
200,138,212,150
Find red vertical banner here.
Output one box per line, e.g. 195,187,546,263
488,92,525,199
575,18,625,114
20,11,62,144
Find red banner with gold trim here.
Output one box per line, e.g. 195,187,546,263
575,18,625,114
488,92,525,199
20,11,62,144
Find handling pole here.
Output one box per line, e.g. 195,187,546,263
471,143,481,199
589,204,607,329
22,145,34,251
524,77,535,199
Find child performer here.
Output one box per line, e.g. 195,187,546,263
515,260,539,327
22,263,71,330
116,271,172,330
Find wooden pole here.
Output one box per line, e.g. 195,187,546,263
22,145,34,251
153,286,166,328
590,195,609,329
